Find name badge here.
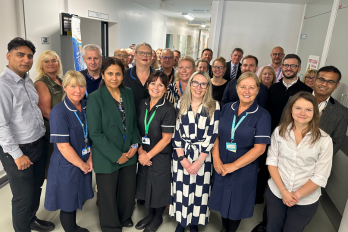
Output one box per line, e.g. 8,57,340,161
142,136,150,145
226,143,237,153
82,146,91,156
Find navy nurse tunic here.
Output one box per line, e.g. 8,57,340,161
45,96,94,212
208,100,271,220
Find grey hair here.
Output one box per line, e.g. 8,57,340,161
82,44,102,56
161,48,174,56
134,42,152,53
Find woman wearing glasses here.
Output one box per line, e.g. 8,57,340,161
170,71,220,232
302,70,317,89
124,42,154,113
114,49,129,72
165,56,196,106
211,57,228,102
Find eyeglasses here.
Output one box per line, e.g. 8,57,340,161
161,56,173,60
212,66,224,70
191,80,209,89
315,77,337,86
305,76,315,80
282,64,298,69
137,51,152,57
272,53,284,57
115,54,128,59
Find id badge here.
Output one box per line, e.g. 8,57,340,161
142,136,150,145
82,146,91,156
226,143,237,153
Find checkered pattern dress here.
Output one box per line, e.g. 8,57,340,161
169,100,220,227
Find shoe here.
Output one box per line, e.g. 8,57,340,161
251,221,267,232
220,228,226,232
138,199,145,206
143,218,163,232
30,218,55,231
122,218,134,227
255,196,264,205
76,226,89,232
135,217,151,230
175,223,185,232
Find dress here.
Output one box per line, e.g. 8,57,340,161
169,100,220,227
212,81,228,102
44,96,94,212
208,100,271,220
136,97,176,208
166,82,180,105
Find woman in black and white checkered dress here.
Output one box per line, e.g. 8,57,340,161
169,71,220,232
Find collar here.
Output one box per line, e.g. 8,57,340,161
144,96,166,109
282,78,299,89
287,123,312,136
312,91,331,105
63,95,86,112
130,65,154,80
160,67,175,77
231,62,239,67
231,100,259,115
86,70,102,82
5,66,28,82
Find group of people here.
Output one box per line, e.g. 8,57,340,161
0,37,347,232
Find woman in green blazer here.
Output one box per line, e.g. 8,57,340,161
86,57,141,232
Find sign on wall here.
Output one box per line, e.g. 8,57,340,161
71,16,84,71
306,55,320,71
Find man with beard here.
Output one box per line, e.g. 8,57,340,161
257,46,285,82
252,54,312,232
173,50,181,70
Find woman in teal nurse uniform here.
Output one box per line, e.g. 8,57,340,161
208,72,271,232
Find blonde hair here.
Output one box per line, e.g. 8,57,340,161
35,50,63,81
258,66,276,84
174,56,196,82
62,71,87,100
237,71,260,88
178,71,216,120
151,49,159,69
302,70,318,83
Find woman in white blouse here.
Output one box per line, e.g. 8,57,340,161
266,91,333,232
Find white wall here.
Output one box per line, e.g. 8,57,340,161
215,1,304,67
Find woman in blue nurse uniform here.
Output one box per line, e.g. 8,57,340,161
45,71,93,232
208,72,271,232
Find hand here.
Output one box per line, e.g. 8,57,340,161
180,158,191,173
281,190,299,207
293,191,302,202
138,152,151,166
187,161,202,175
79,162,90,174
221,163,237,176
117,153,129,164
146,161,152,166
126,148,137,159
14,155,33,170
86,157,93,172
213,158,224,175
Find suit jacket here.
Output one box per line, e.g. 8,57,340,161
86,85,141,174
208,63,213,79
223,61,242,82
319,97,348,155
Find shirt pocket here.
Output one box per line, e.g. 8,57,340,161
238,125,255,148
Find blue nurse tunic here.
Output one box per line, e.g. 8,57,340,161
208,100,271,220
44,96,94,212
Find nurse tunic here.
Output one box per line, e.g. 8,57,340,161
208,100,271,220
169,100,220,227
135,96,176,208
45,96,94,212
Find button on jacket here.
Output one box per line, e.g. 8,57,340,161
266,125,333,205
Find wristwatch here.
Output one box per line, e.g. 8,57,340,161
178,156,185,161
131,143,138,149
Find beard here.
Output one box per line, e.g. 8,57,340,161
282,69,298,79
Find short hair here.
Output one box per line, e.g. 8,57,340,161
125,48,133,54
232,48,244,55
283,54,301,66
237,71,260,88
61,70,87,100
302,70,318,83
161,48,174,56
317,65,341,82
156,48,163,53
201,48,213,56
174,50,181,56
129,44,136,48
35,50,63,81
213,57,227,67
241,55,258,66
100,57,126,88
147,70,169,89
259,66,276,85
8,37,36,54
135,42,152,53
196,59,210,67
82,44,102,56
114,49,128,56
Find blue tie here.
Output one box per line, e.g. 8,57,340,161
231,64,237,80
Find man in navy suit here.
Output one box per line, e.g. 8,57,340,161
222,48,244,81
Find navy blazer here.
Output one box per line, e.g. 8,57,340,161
221,79,268,108
223,61,242,82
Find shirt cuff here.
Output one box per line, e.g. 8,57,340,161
266,156,278,167
254,135,271,144
161,125,175,133
310,174,327,188
8,147,24,159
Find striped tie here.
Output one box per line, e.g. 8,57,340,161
231,65,237,80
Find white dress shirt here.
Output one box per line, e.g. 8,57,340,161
266,125,333,205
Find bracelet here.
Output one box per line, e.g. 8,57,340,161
197,159,203,165
198,157,204,164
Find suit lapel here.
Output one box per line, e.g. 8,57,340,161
101,86,125,134
320,100,334,126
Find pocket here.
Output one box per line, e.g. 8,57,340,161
238,125,255,147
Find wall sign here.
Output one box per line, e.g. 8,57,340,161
88,10,109,20
41,37,49,44
301,34,307,39
306,55,320,71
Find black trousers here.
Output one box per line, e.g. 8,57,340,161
255,145,270,202
265,187,319,232
96,164,137,232
0,139,46,232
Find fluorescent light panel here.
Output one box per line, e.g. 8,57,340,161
181,13,194,21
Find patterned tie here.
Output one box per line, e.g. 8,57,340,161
231,64,237,80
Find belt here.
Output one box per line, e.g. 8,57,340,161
18,137,43,148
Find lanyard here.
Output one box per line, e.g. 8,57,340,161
271,65,282,81
179,81,183,95
73,111,88,144
144,108,157,136
230,113,248,142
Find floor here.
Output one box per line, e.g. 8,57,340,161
0,175,337,232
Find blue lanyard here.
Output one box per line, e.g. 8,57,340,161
179,81,183,95
73,111,88,142
230,113,248,142
271,65,282,81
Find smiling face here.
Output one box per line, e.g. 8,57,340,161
83,49,102,72
42,56,59,75
102,64,123,90
148,77,166,100
292,98,314,125
270,47,285,65
282,58,301,79
231,51,243,65
190,74,209,100
201,50,213,63
160,50,174,69
135,45,152,67
304,74,316,88
7,46,34,77
197,61,208,72
241,58,258,73
128,50,134,64
174,51,180,66
64,82,86,103
236,77,259,106
313,71,340,99
178,60,195,82
114,51,128,67
261,68,274,86
212,60,226,78
151,50,157,65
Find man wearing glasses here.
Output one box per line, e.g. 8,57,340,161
159,49,175,83
257,46,285,82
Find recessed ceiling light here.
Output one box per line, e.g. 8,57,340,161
200,24,206,28
181,13,194,21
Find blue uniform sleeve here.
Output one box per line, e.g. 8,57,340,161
49,108,70,143
221,80,232,107
257,84,268,109
254,110,271,144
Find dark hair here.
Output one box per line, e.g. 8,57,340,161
100,57,125,88
242,55,258,66
232,48,244,55
317,65,341,82
174,50,181,55
279,91,321,145
283,54,301,66
8,37,36,54
201,48,213,56
147,70,169,89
